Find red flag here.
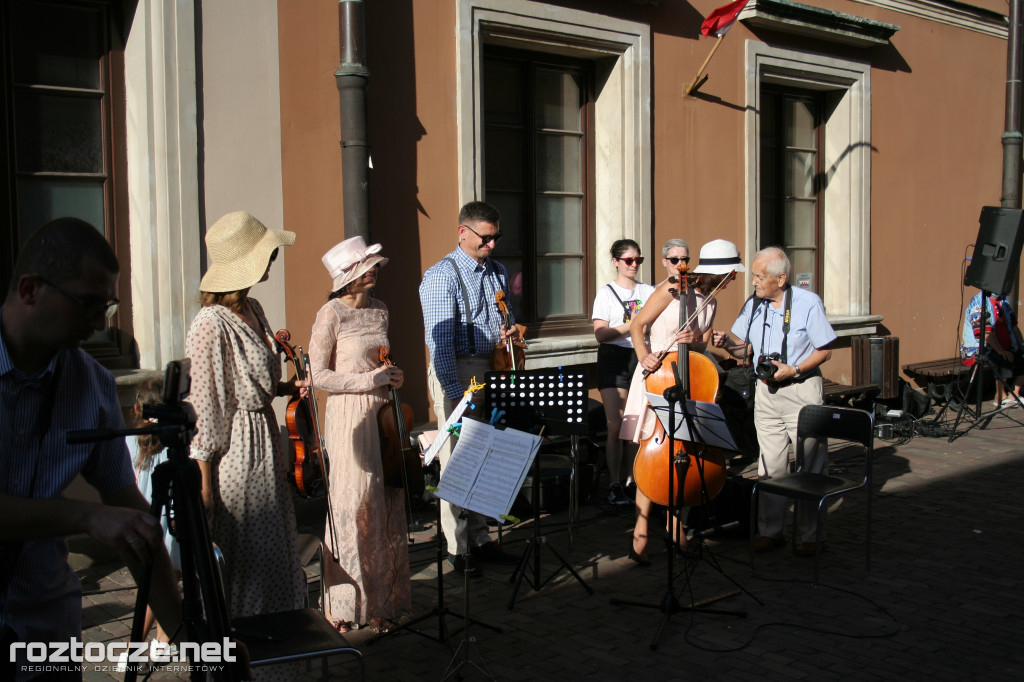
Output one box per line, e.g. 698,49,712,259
700,0,750,38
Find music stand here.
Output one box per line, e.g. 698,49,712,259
610,372,757,650
483,369,595,609
369,444,503,649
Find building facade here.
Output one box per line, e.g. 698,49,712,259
0,0,1012,419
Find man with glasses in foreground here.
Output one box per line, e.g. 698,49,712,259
0,217,185,680
419,200,520,576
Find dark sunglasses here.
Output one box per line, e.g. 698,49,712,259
462,224,503,245
666,256,690,265
38,276,119,319
617,257,644,266
269,248,279,263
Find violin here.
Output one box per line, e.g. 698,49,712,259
490,291,528,371
632,263,727,507
376,347,421,494
275,329,329,498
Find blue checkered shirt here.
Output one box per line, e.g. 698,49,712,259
419,247,514,400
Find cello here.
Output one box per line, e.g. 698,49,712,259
632,266,728,508
275,329,329,498
490,291,528,371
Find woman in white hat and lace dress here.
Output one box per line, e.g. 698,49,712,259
308,237,411,634
619,239,744,564
184,212,306,677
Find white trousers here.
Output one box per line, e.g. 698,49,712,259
427,358,495,555
754,376,827,542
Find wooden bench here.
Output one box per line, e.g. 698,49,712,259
902,357,975,402
823,379,878,405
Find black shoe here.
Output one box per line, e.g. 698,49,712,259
608,483,630,506
447,553,482,577
471,541,520,566
627,541,650,567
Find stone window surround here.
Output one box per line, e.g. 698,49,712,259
456,0,652,368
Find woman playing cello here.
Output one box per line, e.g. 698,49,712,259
620,239,744,564
309,237,411,634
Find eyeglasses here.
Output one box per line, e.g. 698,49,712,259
38,277,119,319
269,248,279,263
617,257,645,266
462,224,503,245
666,256,690,265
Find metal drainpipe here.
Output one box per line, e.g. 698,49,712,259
336,0,370,240
1002,0,1024,309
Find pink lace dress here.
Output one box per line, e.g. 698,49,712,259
309,297,411,627
619,289,717,442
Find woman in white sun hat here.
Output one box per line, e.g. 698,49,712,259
619,238,744,564
185,211,306,643
308,236,411,634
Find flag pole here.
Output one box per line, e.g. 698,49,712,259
684,35,725,97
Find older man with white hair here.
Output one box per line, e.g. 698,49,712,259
713,246,836,557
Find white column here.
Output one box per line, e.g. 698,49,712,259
125,0,202,370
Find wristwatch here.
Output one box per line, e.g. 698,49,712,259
793,365,802,379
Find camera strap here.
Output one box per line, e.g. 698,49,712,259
739,293,762,364
758,285,793,363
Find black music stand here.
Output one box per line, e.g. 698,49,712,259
609,367,758,650
368,448,502,649
483,369,595,609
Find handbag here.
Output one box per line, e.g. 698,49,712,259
721,364,757,410
718,294,762,411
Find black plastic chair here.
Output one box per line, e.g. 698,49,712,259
749,404,874,583
213,542,364,679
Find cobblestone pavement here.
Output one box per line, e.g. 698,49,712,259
72,408,1024,681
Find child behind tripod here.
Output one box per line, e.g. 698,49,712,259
128,377,182,646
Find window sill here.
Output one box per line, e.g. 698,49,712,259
112,368,165,408
523,334,600,369
828,314,884,337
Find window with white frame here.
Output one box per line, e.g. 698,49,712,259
457,0,651,360
746,43,873,326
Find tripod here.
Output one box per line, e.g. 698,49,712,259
948,289,1024,441
69,397,240,681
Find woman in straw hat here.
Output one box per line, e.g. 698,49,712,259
185,211,305,635
308,236,411,634
619,239,743,564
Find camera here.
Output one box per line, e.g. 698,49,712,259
755,353,783,382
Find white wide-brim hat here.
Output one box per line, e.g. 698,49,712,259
322,235,389,291
199,211,295,293
692,239,745,275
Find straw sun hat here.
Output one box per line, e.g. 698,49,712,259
322,236,389,292
691,239,745,275
199,211,295,293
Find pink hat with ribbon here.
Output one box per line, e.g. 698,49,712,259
321,236,389,291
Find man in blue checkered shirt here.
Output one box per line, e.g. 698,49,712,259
419,201,521,576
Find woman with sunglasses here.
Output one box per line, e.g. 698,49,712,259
592,239,655,506
620,239,744,564
660,238,691,285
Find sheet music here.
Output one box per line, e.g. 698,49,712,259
422,390,475,465
644,392,739,452
435,418,542,521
